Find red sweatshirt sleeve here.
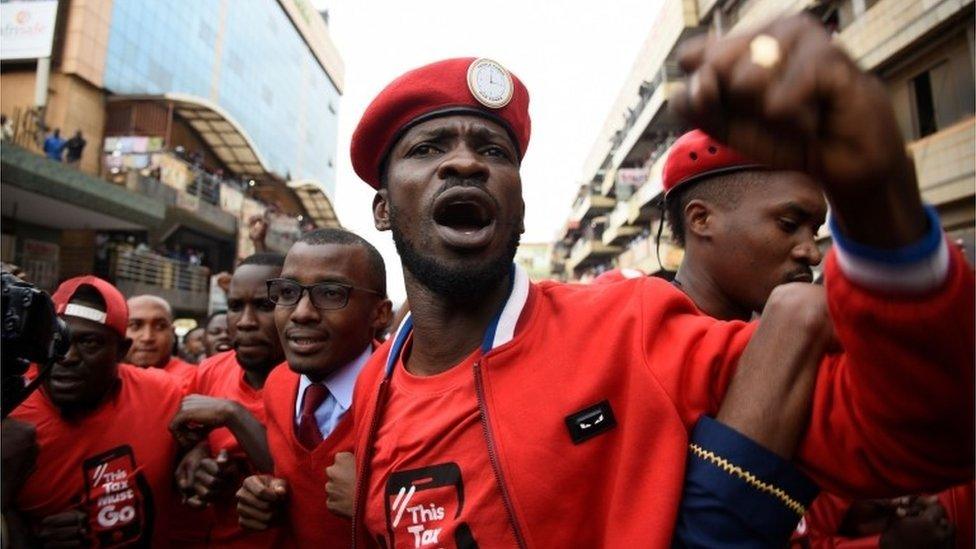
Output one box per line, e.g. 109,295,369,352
796,248,974,496
644,246,974,498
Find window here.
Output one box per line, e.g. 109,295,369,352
911,69,938,138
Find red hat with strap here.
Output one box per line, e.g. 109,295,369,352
351,57,531,189
51,275,129,338
662,130,761,197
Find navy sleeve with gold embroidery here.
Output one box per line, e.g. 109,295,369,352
672,416,820,548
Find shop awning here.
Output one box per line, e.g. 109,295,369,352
287,180,340,228
107,93,275,180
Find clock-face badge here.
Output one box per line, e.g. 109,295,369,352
466,58,514,109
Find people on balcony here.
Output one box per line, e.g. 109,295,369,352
42,128,65,161
64,131,86,166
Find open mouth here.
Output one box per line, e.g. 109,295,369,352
434,201,492,232
432,188,497,249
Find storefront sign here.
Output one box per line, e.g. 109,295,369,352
1,0,59,60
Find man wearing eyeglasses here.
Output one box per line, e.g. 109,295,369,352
236,228,392,547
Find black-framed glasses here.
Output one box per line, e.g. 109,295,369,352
266,278,382,310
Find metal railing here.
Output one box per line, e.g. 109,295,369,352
113,249,209,293
185,170,223,206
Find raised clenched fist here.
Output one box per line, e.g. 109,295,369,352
673,14,926,248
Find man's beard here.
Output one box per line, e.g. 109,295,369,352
390,205,521,304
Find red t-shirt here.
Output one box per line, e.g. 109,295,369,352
12,365,182,548
162,357,197,391
191,351,281,548
364,340,518,548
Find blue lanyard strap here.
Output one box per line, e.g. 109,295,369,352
384,263,516,377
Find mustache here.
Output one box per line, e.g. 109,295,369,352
428,177,502,212
785,266,814,282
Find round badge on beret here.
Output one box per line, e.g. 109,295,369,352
467,58,514,109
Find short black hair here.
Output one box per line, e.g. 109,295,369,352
296,228,387,296
204,310,227,329
665,170,756,247
239,252,285,268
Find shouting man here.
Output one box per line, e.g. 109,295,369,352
346,16,973,548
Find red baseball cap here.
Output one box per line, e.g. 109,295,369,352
51,275,129,338
662,130,761,196
351,57,531,189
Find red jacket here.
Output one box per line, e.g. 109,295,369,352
351,248,974,547
263,364,356,547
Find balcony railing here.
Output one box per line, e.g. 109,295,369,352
567,233,623,275
111,249,210,313
836,0,969,69
909,116,976,206
570,192,617,223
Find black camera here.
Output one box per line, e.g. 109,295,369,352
1,271,70,417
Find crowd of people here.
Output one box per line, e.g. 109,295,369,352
1,15,973,549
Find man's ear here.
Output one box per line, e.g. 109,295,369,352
373,190,391,232
117,337,133,359
371,298,394,334
519,197,526,234
684,199,715,240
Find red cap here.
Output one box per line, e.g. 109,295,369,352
593,268,646,285
662,130,761,196
351,57,531,189
51,275,128,338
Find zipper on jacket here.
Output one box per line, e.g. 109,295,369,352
473,360,528,549
352,378,390,549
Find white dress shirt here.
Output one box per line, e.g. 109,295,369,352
294,346,372,439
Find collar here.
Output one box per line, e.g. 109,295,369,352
385,263,530,377
297,345,372,410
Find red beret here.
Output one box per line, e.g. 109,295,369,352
351,57,531,189
662,130,761,196
52,275,129,338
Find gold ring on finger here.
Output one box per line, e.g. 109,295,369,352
749,34,781,69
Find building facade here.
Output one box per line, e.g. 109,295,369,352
1,0,344,316
552,0,975,280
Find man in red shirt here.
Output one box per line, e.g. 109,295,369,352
346,15,974,547
654,132,971,547
181,326,207,364
126,294,196,388
235,228,391,547
168,252,287,547
9,276,183,547
202,311,231,358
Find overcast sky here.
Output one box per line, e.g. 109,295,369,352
315,0,664,304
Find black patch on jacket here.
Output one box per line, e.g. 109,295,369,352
565,400,616,444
